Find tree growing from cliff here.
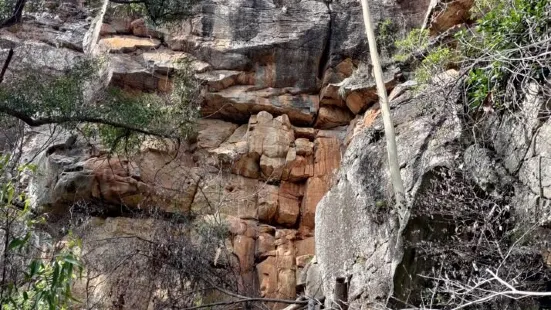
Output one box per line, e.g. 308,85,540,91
0,155,83,310
0,55,200,152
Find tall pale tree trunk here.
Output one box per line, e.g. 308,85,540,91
359,0,406,216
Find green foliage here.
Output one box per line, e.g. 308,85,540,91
136,0,200,25
0,57,200,153
393,28,430,62
107,3,147,19
376,19,399,55
414,47,455,85
107,0,199,26
0,155,83,310
457,0,551,109
392,28,456,86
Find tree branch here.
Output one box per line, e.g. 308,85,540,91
0,107,179,139
182,296,309,310
0,49,14,85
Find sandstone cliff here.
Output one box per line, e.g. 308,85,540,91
3,0,549,309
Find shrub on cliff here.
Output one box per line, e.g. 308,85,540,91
0,57,200,152
0,156,83,310
458,0,551,109
394,0,550,109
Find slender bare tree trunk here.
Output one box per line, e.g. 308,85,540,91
359,0,406,215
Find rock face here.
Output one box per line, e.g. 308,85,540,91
26,111,343,307
316,77,463,308
10,0,487,309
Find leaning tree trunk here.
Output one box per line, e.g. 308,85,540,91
359,0,406,217
1,0,27,28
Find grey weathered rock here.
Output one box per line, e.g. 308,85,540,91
166,0,430,91
315,78,462,308
167,0,330,90
463,145,512,192
483,82,547,173
303,260,324,301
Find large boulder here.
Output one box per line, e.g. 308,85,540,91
315,76,462,308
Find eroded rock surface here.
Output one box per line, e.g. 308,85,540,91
316,77,463,308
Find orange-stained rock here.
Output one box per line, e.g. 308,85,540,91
98,35,161,53
233,235,256,274
257,224,276,235
130,18,162,39
282,154,314,182
276,195,300,226
275,229,298,242
314,137,342,177
335,58,355,77
202,86,318,126
106,18,132,34
224,216,257,238
344,115,363,147
248,113,295,158
277,269,296,301
279,182,305,198
345,88,378,114
257,257,278,297
363,106,381,128
232,153,261,179
315,106,354,129
257,233,276,258
320,84,345,107
84,157,149,207
339,64,401,114
100,23,117,36
293,127,317,140
276,240,296,269
157,76,173,92
275,236,297,300
301,176,331,230
191,174,258,219
258,185,279,223
295,237,315,257
428,0,474,35
137,150,198,213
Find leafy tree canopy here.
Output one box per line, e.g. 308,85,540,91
0,57,200,152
